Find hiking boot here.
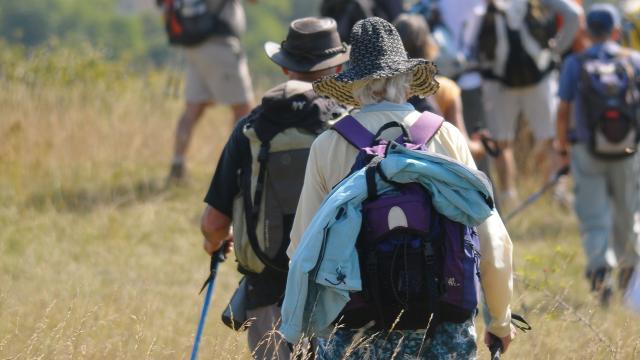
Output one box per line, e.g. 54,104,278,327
587,268,613,308
619,267,636,292
166,162,186,186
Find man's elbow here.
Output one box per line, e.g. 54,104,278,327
200,205,231,240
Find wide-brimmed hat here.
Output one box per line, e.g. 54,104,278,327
265,17,350,73
313,17,439,107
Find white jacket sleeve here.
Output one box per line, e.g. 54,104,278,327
544,0,582,55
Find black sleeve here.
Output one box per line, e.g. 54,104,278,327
203,116,253,217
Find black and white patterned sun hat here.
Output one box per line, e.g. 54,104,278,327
313,17,439,107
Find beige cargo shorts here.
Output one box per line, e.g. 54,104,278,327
183,36,254,105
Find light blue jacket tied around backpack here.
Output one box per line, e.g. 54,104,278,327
279,143,495,343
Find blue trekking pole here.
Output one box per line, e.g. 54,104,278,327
504,165,570,223
190,246,226,360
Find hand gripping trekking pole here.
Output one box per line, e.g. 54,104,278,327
190,246,226,360
504,165,570,223
486,314,531,359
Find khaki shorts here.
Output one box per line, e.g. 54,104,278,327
482,73,557,142
183,36,254,105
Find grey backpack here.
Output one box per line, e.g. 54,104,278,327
232,80,343,273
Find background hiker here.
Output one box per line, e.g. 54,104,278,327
409,1,501,201
556,3,640,306
394,13,487,161
200,17,348,359
159,0,257,184
467,0,581,209
283,18,515,359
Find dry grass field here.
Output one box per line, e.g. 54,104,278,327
1,50,640,359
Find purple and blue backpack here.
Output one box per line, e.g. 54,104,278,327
332,112,481,332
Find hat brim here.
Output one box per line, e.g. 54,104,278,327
264,41,350,73
313,59,439,107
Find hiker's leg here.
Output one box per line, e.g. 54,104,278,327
523,74,556,181
493,140,519,207
482,80,519,206
419,319,477,359
607,155,640,269
167,44,216,182
173,102,209,163
246,305,290,360
167,101,209,182
572,144,615,272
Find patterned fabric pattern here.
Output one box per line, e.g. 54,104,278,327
313,17,440,107
315,319,477,360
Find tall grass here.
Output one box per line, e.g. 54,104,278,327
1,44,639,359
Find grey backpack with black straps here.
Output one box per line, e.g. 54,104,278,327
232,80,345,274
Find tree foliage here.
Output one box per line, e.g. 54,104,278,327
0,0,322,86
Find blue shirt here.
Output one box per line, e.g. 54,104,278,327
279,144,494,343
557,41,640,143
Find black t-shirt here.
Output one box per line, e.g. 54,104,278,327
204,116,251,217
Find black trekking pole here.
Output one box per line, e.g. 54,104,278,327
504,165,570,223
488,333,503,360
190,245,226,360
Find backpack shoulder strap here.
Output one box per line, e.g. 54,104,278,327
407,111,444,146
333,115,376,149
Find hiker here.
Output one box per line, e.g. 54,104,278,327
555,3,640,306
467,0,581,209
281,17,515,359
199,17,348,359
158,0,256,183
394,13,486,161
409,1,501,199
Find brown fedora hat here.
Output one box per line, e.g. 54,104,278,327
265,17,350,73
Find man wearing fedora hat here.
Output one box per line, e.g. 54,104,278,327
200,17,348,359
285,17,515,358
264,17,351,82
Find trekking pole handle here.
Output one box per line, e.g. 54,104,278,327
199,242,227,294
211,243,226,271
488,333,503,360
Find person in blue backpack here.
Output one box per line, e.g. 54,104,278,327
282,17,516,359
556,3,640,306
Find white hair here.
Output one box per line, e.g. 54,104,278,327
352,72,412,106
